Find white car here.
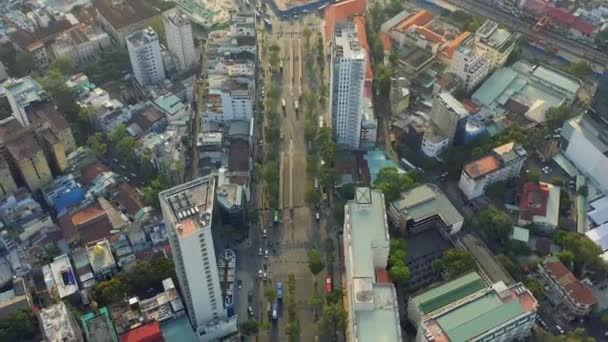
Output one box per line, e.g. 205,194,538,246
258,248,262,256
263,229,267,238
265,249,269,258
258,269,262,278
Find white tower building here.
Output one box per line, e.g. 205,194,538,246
163,10,198,71
330,21,366,150
126,28,166,86
159,176,237,341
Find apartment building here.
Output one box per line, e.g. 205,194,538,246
414,276,538,342
126,28,166,86
39,302,84,342
3,77,45,127
159,177,237,341
330,21,366,150
429,93,470,144
451,45,490,92
538,256,596,316
164,9,197,71
472,20,517,70
343,187,402,342
459,142,527,200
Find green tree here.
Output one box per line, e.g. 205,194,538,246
375,64,392,100
117,136,138,161
478,207,513,243
435,249,476,279
563,60,593,79
305,186,321,206
578,185,589,197
523,278,544,298
317,303,348,341
546,105,573,129
496,254,519,276
87,132,108,157
554,231,603,274
319,165,338,189
339,183,355,200
110,124,128,143
557,250,575,267
264,286,277,303
240,320,259,336
85,49,130,84
374,167,417,202
308,249,326,276
548,177,564,186
533,327,595,342
13,51,34,77
0,308,39,341
526,170,541,184
388,239,410,284
93,277,130,305
49,57,76,75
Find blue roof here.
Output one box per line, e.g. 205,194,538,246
54,188,86,214
364,149,404,184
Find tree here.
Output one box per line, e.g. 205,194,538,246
87,132,108,157
533,328,595,342
317,303,348,341
308,249,325,276
554,231,603,275
478,207,513,243
240,320,259,336
264,286,277,303
110,124,128,143
435,249,476,279
85,49,130,84
305,186,321,206
388,239,410,284
556,250,575,268
496,254,519,276
93,277,130,305
319,165,338,189
49,57,76,75
546,105,573,129
548,177,564,186
504,240,531,257
563,60,593,79
339,183,355,200
525,170,541,184
452,87,467,101
0,308,39,341
374,167,417,202
375,64,392,100
143,177,166,208
13,52,33,77
523,278,544,298
117,136,138,161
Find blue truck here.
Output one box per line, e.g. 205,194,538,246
277,282,283,302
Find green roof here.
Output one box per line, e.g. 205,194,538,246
392,184,464,227
413,272,486,314
436,292,525,342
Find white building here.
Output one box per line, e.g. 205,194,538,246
343,187,402,342
159,177,237,341
472,20,517,70
2,76,45,126
164,9,197,71
44,254,79,300
126,28,166,86
360,98,377,150
38,302,84,342
451,45,490,92
459,142,527,199
330,21,366,150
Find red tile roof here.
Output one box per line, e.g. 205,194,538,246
519,182,550,218
81,162,110,185
115,184,144,217
120,321,163,342
415,26,445,44
59,204,113,244
395,10,434,31
464,155,500,179
547,7,596,34
375,268,391,283
444,31,472,59
378,32,392,52
543,258,596,306
324,0,367,41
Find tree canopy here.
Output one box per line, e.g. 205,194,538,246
546,105,574,129
435,249,476,279
478,207,513,243
388,239,410,284
0,308,39,341
240,320,259,336
307,249,325,276
373,167,417,202
554,230,605,276
317,303,348,341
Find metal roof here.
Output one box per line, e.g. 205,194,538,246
412,272,486,314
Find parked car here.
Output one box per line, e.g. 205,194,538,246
248,306,254,317
325,274,332,293
259,247,263,256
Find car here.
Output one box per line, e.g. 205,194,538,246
265,249,269,258
248,306,254,317
556,325,564,334
263,271,267,279
325,274,332,293
272,303,278,320
259,247,263,256
258,269,262,278
237,279,243,289
263,229,267,238
536,317,547,328
248,291,253,302
315,212,320,221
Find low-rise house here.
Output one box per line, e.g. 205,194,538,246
86,239,117,281
43,254,80,301
0,277,32,320
518,181,561,230
81,306,119,342
0,188,54,241
44,174,94,217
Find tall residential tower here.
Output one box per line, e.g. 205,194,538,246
163,10,197,71
330,21,366,150
126,28,166,86
159,176,237,341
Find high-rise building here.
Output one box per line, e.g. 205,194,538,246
451,45,490,92
2,77,46,126
429,93,469,144
126,28,166,86
159,176,237,341
330,21,366,150
164,10,197,71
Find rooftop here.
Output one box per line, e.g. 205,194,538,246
93,0,157,30
39,302,82,342
391,184,463,229
120,321,163,342
126,28,159,47
159,176,216,238
519,182,560,228
411,272,486,315
464,142,526,179
86,240,116,272
438,92,468,118
475,20,513,50
421,282,537,342
586,222,608,251
324,0,367,42
461,234,514,286
48,254,79,298
81,306,119,342
5,130,43,161
541,256,596,306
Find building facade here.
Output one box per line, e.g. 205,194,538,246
330,21,366,150
451,45,490,92
429,93,469,144
538,256,596,317
164,9,197,71
159,177,237,341
459,142,527,200
126,28,166,86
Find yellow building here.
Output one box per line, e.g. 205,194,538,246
5,131,53,192
0,155,17,197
